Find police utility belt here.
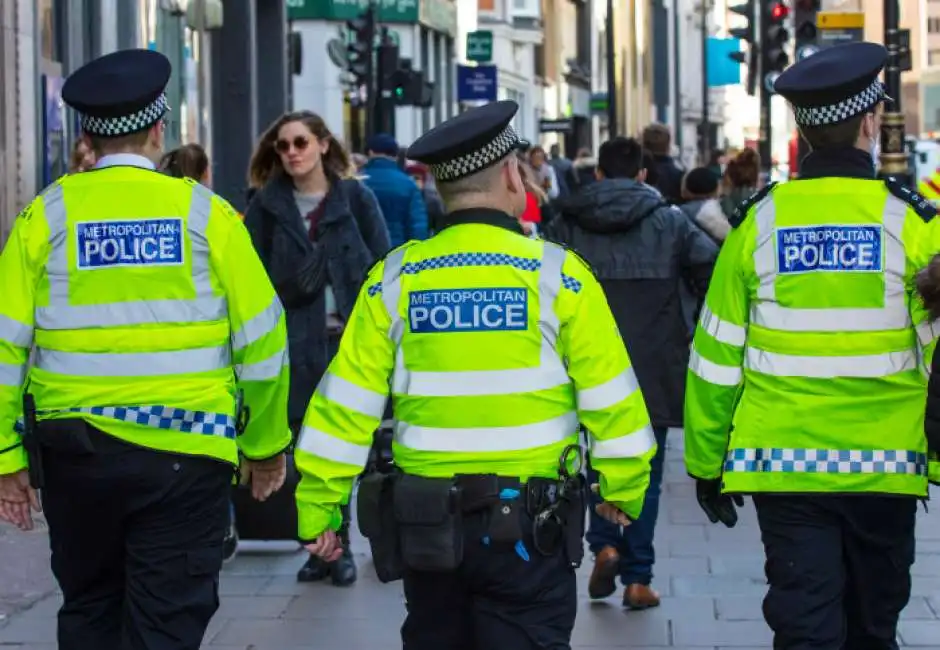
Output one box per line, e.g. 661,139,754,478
356,445,587,584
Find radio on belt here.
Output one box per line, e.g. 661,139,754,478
76,218,185,270
776,224,882,275
408,287,529,333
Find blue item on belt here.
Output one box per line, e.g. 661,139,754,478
479,488,530,561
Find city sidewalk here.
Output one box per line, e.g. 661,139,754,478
4,432,940,648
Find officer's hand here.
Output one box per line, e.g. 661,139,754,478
590,483,632,527
695,478,744,528
0,470,41,532
240,453,287,502
305,530,344,562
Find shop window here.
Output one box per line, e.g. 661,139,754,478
39,0,65,63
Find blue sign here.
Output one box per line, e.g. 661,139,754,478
707,38,742,87
76,219,185,270
408,287,528,333
776,225,882,274
457,64,498,102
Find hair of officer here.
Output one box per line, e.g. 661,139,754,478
598,137,645,179
87,130,151,157
798,113,866,151
248,110,352,188
642,123,671,156
159,143,209,181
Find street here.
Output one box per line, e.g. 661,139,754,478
4,432,940,649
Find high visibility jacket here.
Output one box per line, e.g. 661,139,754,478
0,155,291,474
684,177,940,497
295,217,656,539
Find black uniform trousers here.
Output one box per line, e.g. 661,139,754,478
753,494,917,650
401,511,577,650
41,425,232,650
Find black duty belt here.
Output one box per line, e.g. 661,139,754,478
455,474,561,516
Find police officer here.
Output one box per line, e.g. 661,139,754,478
297,100,655,650
0,50,291,650
684,42,940,650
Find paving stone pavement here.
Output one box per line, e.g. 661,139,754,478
4,432,940,648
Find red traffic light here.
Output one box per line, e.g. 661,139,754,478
770,2,789,20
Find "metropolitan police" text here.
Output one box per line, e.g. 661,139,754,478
76,218,184,270
408,287,528,333
776,224,882,274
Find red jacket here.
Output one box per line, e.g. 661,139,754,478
521,192,542,223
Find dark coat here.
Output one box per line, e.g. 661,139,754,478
243,173,390,421
544,178,718,428
362,158,428,247
650,154,685,205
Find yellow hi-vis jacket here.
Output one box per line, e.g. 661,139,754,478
684,177,940,497
295,218,656,540
0,155,291,474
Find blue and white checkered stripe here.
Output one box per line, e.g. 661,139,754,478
80,92,169,137
792,79,886,127
14,405,236,440
366,252,583,297
724,448,927,476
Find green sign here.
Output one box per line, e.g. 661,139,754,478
466,31,493,62
287,0,419,23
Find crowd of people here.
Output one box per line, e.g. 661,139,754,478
66,112,762,604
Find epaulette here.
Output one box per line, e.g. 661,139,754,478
730,182,777,229
885,176,936,222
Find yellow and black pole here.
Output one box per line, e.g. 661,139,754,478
878,0,909,183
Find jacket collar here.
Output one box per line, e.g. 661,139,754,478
94,153,156,171
439,208,524,235
797,147,876,180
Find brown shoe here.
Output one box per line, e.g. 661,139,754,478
623,583,661,610
587,546,620,599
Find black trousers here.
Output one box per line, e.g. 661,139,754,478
41,426,232,650
753,494,917,650
401,513,577,650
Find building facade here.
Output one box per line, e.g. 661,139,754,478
288,0,458,150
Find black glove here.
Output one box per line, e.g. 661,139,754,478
695,478,744,528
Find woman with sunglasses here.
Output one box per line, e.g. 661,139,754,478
243,111,390,587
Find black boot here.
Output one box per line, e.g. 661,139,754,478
296,554,331,582
329,544,357,586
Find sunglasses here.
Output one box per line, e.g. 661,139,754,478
275,136,310,153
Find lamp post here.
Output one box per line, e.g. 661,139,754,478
878,0,908,184
605,0,618,136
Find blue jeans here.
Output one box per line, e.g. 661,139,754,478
585,426,668,586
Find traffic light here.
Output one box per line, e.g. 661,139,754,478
793,0,820,63
728,0,757,95
762,0,791,81
345,6,375,87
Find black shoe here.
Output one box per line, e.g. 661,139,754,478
297,554,331,583
329,546,357,587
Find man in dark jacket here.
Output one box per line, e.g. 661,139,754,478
544,136,718,609
362,133,428,246
642,123,685,204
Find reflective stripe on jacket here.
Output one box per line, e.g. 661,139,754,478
684,177,940,496
0,155,291,474
294,221,656,539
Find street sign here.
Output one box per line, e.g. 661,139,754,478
456,64,498,102
466,30,493,63
816,11,864,48
589,93,609,115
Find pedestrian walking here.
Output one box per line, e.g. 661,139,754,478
0,49,292,650
243,109,390,586
298,100,656,650
159,142,212,187
544,136,718,609
684,41,940,650
363,133,429,247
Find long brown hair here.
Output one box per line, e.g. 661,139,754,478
724,148,760,189
159,143,209,180
248,110,351,188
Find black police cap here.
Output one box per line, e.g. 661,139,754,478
407,100,529,183
62,49,172,138
773,42,888,127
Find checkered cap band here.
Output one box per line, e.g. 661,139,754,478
430,124,520,182
793,80,886,126
80,92,168,137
